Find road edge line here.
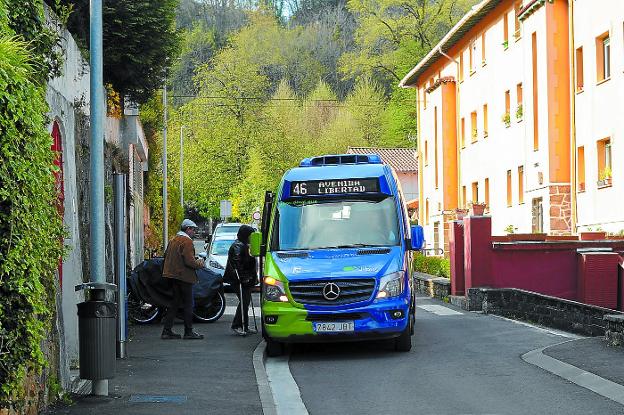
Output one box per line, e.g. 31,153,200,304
522,342,624,406
253,341,277,415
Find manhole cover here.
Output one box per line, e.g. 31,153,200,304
129,395,187,403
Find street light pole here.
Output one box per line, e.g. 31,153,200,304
180,125,185,209
89,0,108,397
162,79,168,249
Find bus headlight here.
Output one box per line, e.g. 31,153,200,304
376,272,405,299
263,276,289,302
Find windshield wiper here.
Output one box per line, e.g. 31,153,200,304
316,244,379,249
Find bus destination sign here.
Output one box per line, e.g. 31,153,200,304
290,178,380,196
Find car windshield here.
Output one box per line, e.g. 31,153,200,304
210,239,234,256
272,197,400,251
216,225,240,235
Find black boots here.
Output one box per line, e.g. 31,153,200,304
161,328,182,339
183,330,204,340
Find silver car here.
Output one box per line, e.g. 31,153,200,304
205,235,236,276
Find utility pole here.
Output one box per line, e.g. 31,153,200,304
180,125,185,209
89,0,108,397
163,79,168,249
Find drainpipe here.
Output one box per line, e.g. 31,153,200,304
569,0,578,233
438,47,461,211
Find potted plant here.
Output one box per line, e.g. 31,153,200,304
472,128,478,140
502,40,509,50
580,228,607,240
516,104,523,120
469,201,487,216
598,166,612,187
508,232,547,241
454,208,469,220
578,182,585,192
502,112,511,128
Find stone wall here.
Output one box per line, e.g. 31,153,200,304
466,287,624,337
414,272,451,301
605,315,624,347
549,185,572,235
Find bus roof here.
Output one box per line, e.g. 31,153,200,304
283,163,389,182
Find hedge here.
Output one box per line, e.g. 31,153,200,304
0,34,65,408
413,253,451,278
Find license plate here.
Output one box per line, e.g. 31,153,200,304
313,321,354,333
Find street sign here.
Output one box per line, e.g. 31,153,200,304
220,200,232,219
252,210,261,221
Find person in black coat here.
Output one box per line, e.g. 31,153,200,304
224,225,257,335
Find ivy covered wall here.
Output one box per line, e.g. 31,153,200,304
0,0,66,411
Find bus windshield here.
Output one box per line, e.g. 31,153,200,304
273,197,400,251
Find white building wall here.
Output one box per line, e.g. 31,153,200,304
573,0,624,233
46,22,90,388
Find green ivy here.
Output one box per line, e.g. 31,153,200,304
0,33,65,409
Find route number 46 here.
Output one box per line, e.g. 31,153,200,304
293,183,307,195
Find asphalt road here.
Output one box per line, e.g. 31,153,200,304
287,296,624,415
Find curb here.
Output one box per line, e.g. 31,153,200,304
522,340,624,405
253,342,277,415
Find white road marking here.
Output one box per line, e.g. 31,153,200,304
491,315,582,339
523,343,624,406
261,348,309,415
224,306,261,316
417,304,463,316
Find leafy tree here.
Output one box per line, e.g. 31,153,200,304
342,0,475,90
59,0,181,105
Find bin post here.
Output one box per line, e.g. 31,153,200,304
114,174,128,358
75,282,117,396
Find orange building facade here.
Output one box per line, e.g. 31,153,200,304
401,0,624,254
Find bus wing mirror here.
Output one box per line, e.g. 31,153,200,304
250,231,262,257
410,225,424,251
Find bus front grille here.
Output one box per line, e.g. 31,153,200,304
288,279,376,306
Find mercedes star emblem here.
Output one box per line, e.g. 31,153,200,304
322,282,341,301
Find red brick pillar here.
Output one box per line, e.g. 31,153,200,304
463,216,493,289
449,221,465,296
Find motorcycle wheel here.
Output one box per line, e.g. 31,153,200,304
127,291,161,324
193,291,226,323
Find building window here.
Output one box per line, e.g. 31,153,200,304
483,104,488,137
578,146,585,191
506,170,512,207
424,140,429,166
514,2,521,39
471,111,478,142
597,138,612,185
459,51,464,82
434,107,439,188
503,12,509,49
472,181,479,203
532,32,539,151
516,83,523,120
433,222,440,253
482,32,487,65
518,166,524,204
596,32,611,82
469,41,476,74
423,87,427,109
461,117,466,148
485,178,490,208
462,186,467,208
426,199,430,225
532,198,543,233
504,90,510,126
576,47,584,92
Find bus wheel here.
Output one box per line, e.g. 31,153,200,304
266,338,284,357
394,325,412,352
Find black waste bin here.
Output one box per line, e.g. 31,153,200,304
77,285,117,380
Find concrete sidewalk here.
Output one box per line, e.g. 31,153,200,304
47,310,263,415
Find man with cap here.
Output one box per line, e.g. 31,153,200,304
161,219,205,340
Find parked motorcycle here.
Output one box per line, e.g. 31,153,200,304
127,257,226,325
